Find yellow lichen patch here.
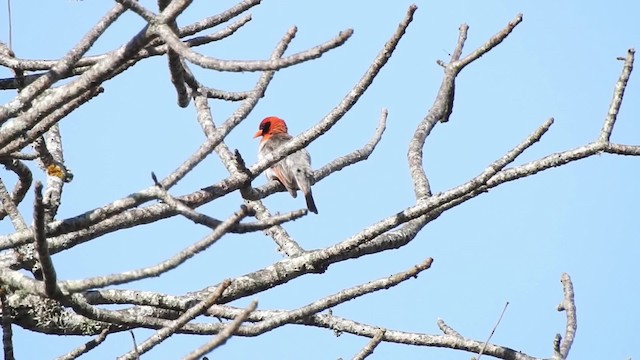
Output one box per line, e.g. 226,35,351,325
46,164,66,179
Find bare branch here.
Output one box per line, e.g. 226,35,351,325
551,334,562,360
458,14,524,68
1,152,37,160
178,0,261,38
476,302,509,360
449,24,468,62
598,48,635,143
116,0,156,21
0,27,152,151
0,4,126,123
0,6,412,256
314,108,388,182
408,13,524,200
0,3,636,359
304,313,537,360
235,208,308,233
149,177,225,230
437,319,462,338
556,273,576,359
0,17,249,92
244,200,306,256
240,258,433,334
187,118,551,307
0,158,31,220
182,300,258,360
33,181,60,297
154,23,353,72
0,177,26,231
425,117,553,214
154,0,195,24
54,328,110,360
0,86,103,156
162,25,298,191
117,280,232,360
352,329,386,360
0,1,257,77
158,0,190,108
59,207,249,293
0,288,15,360
43,124,73,220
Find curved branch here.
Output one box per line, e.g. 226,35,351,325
556,273,576,359
407,13,524,199
0,158,32,220
154,23,353,72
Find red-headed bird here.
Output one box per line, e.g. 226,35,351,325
254,116,318,214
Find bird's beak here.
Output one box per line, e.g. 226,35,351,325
253,130,263,138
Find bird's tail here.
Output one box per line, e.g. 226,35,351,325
304,190,318,214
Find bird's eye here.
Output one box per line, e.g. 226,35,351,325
260,121,271,134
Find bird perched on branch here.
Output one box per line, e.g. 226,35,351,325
254,116,318,214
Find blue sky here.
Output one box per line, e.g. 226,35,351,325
1,0,639,359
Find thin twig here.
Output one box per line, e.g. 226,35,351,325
0,4,126,123
352,329,386,360
243,258,433,334
54,328,110,360
182,300,258,360
458,14,524,68
59,207,250,293
0,178,26,230
154,23,353,72
117,280,232,360
477,302,509,360
129,331,139,359
6,0,12,50
244,196,306,257
0,86,104,156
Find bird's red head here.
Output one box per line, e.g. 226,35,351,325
254,116,289,139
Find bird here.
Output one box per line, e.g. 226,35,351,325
254,116,318,214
